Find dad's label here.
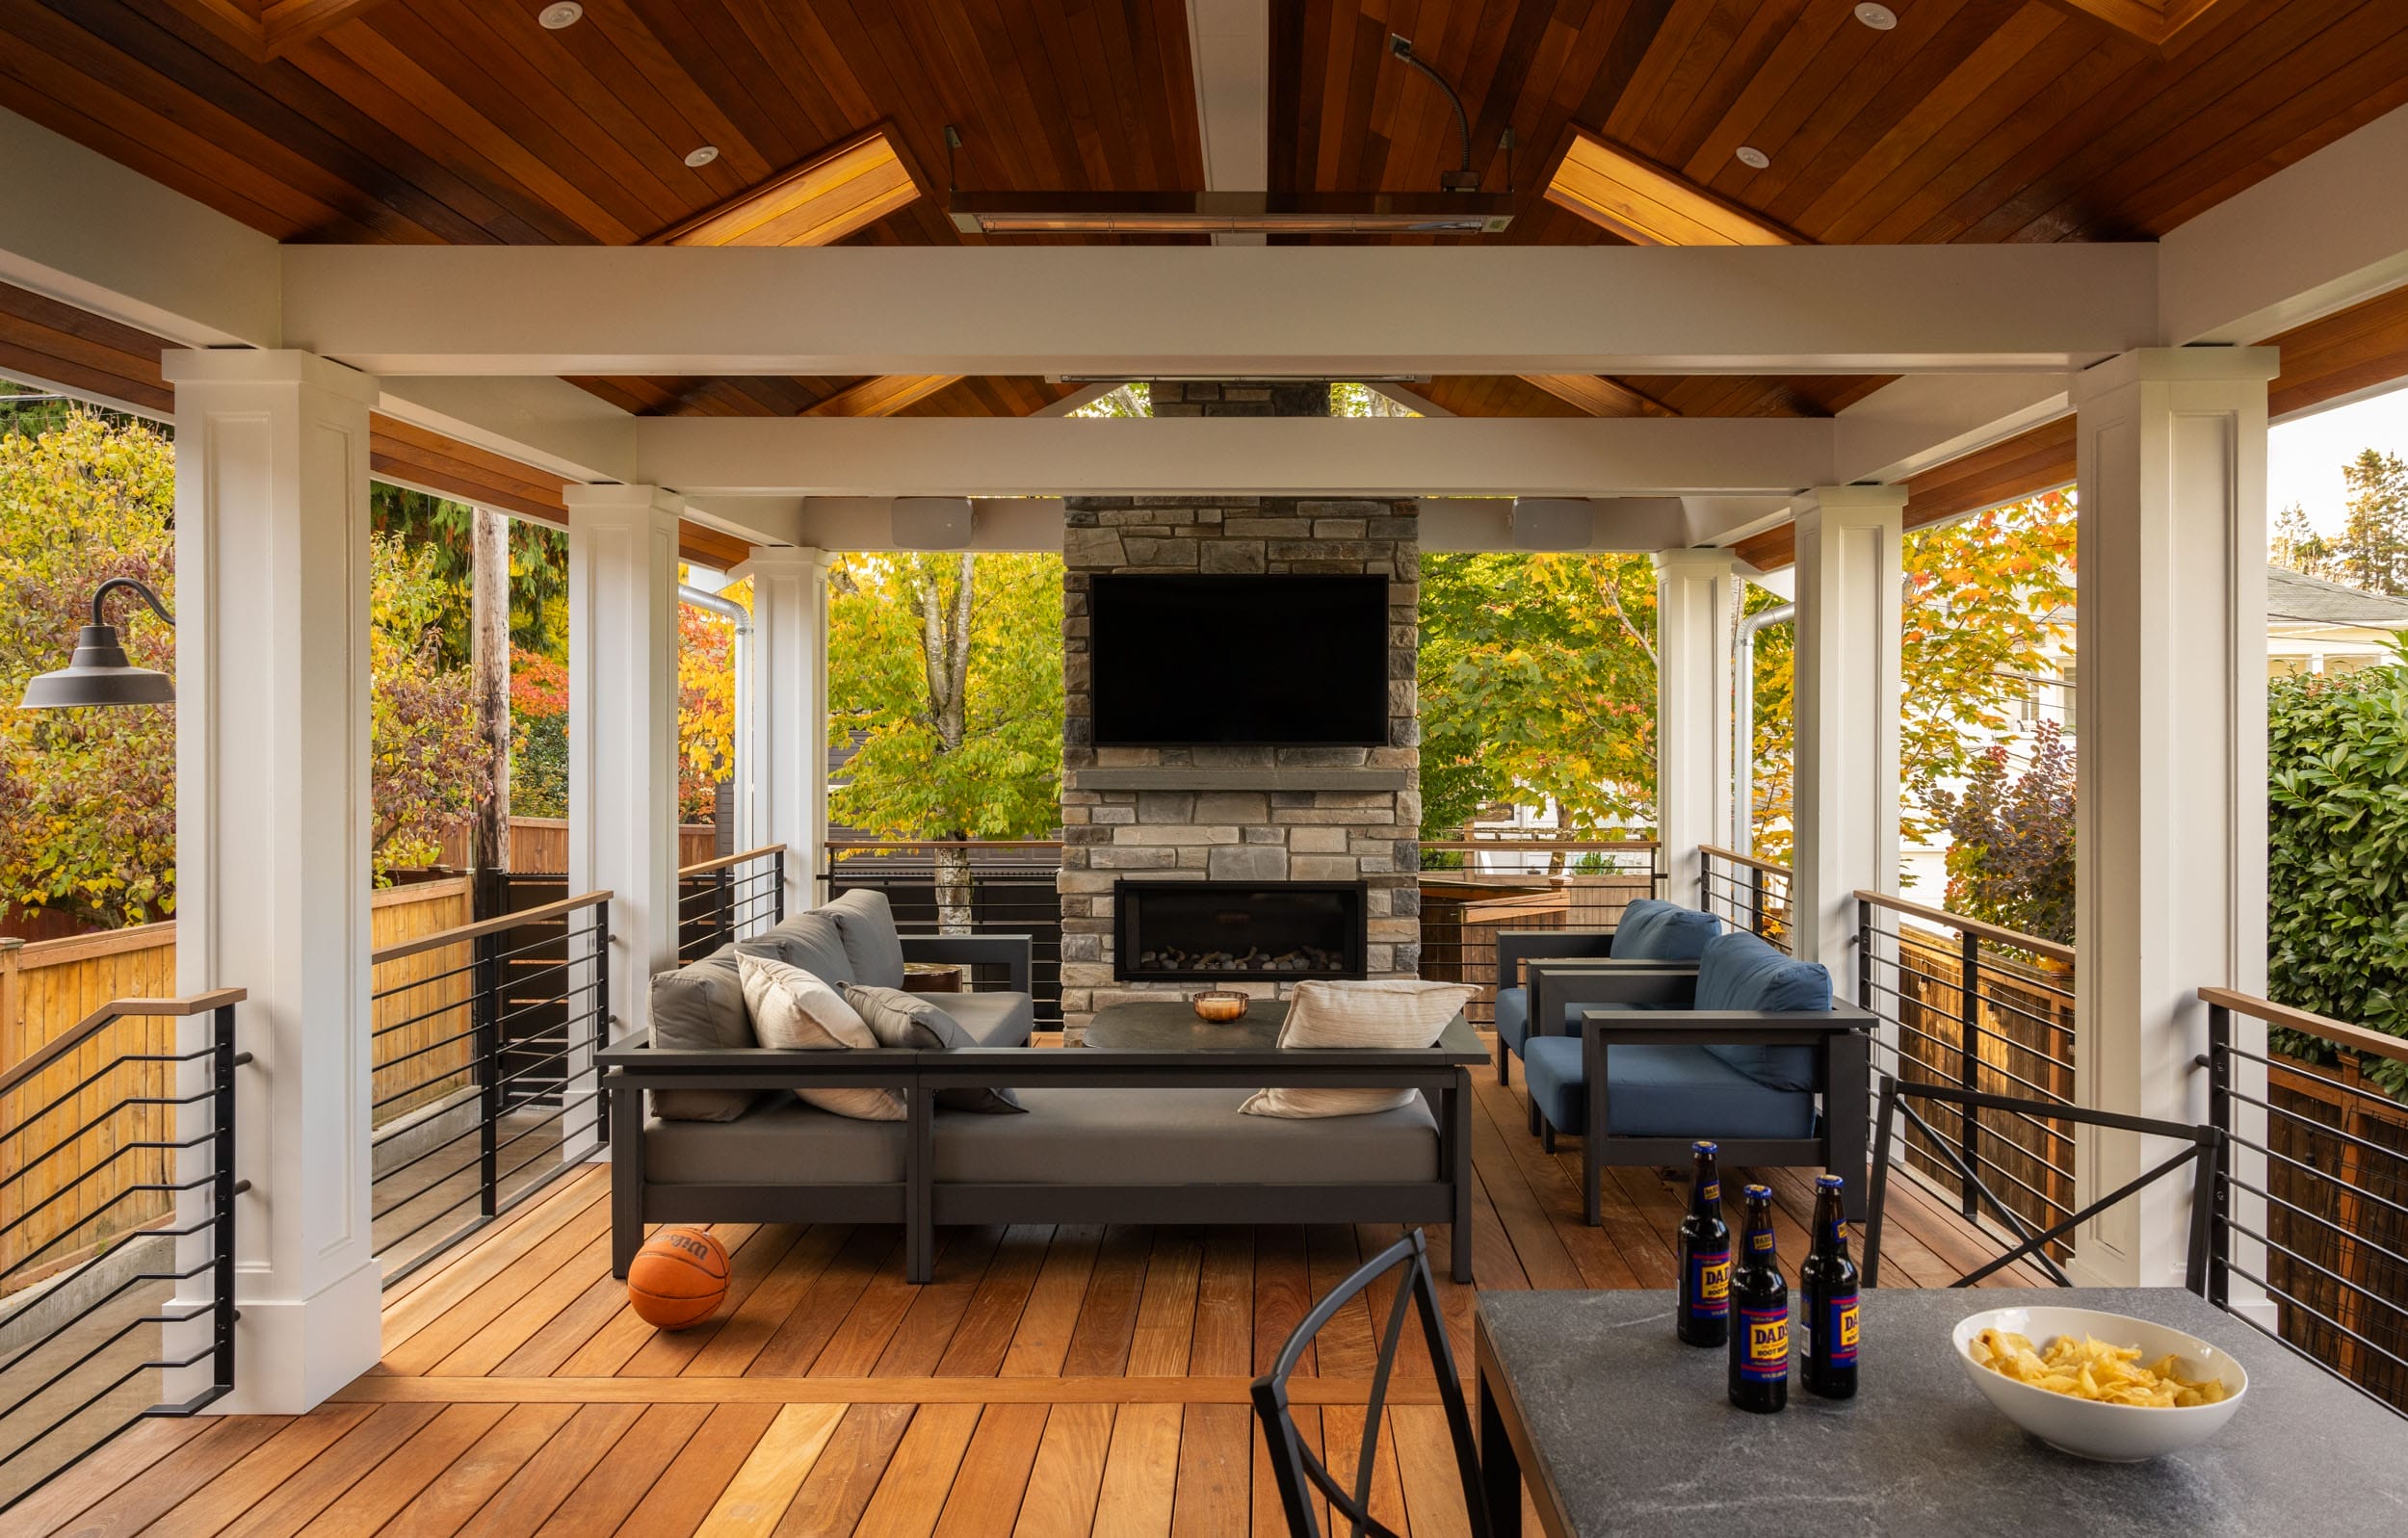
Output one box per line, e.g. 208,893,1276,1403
1740,1306,1789,1382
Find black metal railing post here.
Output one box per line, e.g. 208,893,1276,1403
1855,900,1872,1011
593,899,614,1145
210,999,240,1397
1749,865,1767,939
772,847,787,925
1959,928,1982,1218
471,925,503,1217
2205,1001,2233,1312
717,865,735,947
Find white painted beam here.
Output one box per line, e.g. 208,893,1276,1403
631,415,1838,498
0,106,279,346
1189,0,1270,248
278,246,2159,377
374,377,640,486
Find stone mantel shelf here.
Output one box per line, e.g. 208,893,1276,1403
1074,767,1414,792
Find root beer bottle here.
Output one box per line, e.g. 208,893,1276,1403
1675,1141,1731,1347
1727,1184,1789,1414
1800,1174,1861,1399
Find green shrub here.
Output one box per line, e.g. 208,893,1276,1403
2267,659,2408,1095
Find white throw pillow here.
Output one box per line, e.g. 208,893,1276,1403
1241,979,1477,1119
737,951,903,1122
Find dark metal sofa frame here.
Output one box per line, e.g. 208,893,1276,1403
1491,928,1701,1086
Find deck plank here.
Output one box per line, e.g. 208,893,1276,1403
773,1402,918,1537
1089,1401,1180,1537
853,1399,982,1537
527,1401,713,1536
1011,1402,1112,1537
692,1401,845,1537
615,1401,782,1537
929,1402,1048,1536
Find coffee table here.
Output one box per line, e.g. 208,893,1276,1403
1081,997,1487,1058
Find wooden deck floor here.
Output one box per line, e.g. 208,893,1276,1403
18,1058,2034,1537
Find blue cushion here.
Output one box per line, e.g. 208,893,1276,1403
1495,986,1610,1056
1522,1036,1817,1139
1609,899,1722,962
1692,931,1829,1092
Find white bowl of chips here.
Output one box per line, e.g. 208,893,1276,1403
1953,1305,2247,1462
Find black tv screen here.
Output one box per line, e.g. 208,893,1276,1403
1089,574,1391,746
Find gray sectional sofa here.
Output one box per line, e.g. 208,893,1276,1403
603,890,1479,1284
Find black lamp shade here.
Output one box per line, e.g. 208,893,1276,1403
21,622,174,708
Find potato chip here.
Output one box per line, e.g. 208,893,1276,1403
1967,1328,2230,1407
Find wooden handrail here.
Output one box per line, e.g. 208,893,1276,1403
679,844,787,878
2198,986,2408,1066
370,890,613,967
0,988,247,1100
1697,844,1792,878
1419,838,1660,852
825,839,1065,850
1854,889,2078,966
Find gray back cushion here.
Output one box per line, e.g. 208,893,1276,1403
648,951,760,1122
844,983,1024,1114
740,909,854,986
824,889,909,989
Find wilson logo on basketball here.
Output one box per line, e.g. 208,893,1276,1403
627,1226,731,1331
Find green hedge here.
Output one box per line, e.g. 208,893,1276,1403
2267,660,2408,1096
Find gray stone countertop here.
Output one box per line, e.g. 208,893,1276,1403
1478,1287,2408,1537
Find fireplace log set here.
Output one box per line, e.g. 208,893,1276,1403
1135,945,1347,975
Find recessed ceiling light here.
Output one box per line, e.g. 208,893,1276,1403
1854,3,1898,29
538,3,584,30
684,145,720,168
1735,145,1770,169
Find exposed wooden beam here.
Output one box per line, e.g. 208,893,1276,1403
646,126,920,248
1520,374,1678,419
2038,0,2252,55
261,0,400,59
1544,128,1799,248
801,375,965,418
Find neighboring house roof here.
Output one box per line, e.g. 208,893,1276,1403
2266,566,2408,629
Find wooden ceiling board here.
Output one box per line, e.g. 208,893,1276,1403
1417,376,1587,419
2265,286,2408,421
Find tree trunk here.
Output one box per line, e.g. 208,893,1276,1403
916,555,979,933
470,508,511,881
933,844,975,936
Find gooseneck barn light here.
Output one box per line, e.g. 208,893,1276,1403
21,576,175,708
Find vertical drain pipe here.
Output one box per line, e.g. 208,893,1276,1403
1734,603,1793,857
680,584,751,846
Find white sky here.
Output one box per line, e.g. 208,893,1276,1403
2269,384,2408,535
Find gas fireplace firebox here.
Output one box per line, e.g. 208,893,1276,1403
1113,881,1368,983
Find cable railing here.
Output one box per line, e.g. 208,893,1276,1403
2202,988,2408,1415
676,844,787,964
823,842,1065,1030
1855,892,2078,1259
1698,844,1793,953
1418,838,1662,1027
367,891,613,1284
0,990,246,1513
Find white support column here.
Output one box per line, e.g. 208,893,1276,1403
1653,548,1734,907
1791,485,1906,975
163,349,383,1413
567,483,682,1138
2072,347,2278,1292
732,547,832,915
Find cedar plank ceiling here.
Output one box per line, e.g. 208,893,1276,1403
2,1,2407,428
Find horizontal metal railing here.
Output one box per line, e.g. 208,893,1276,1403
368,891,613,1284
2203,988,2408,1415
1855,893,2078,1257
823,842,1065,1030
676,844,786,963
1697,845,1792,953
1417,838,1662,1026
1,991,246,1513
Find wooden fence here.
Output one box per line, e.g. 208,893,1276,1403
2263,1055,2408,1413
0,876,474,1292
435,818,718,873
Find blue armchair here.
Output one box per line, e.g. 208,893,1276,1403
1490,899,1720,1087
1519,930,1872,1226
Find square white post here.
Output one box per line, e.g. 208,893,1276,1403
2072,347,2277,1293
1653,548,1734,907
732,547,831,915
1791,485,1906,976
163,349,383,1412
566,483,682,1150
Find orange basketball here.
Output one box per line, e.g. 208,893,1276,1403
627,1226,730,1330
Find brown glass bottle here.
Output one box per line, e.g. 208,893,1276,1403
1675,1141,1731,1347
1726,1184,1788,1413
1799,1174,1860,1398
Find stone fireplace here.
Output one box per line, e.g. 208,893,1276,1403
1057,380,1420,1034
1114,880,1368,982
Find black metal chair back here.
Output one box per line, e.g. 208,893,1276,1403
1865,1072,2224,1292
1249,1229,1492,1538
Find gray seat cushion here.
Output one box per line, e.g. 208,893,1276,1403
643,1100,904,1186
646,951,759,1123
933,1087,1439,1185
740,908,855,986
938,990,1035,1048
824,889,908,989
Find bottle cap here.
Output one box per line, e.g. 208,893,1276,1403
1691,1140,1718,1155
1817,1174,1845,1189
1743,1183,1772,1199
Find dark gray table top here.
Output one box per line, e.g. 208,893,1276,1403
1478,1287,2408,1537
1082,999,1486,1062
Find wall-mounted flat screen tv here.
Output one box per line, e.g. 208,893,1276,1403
1089,574,1391,747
